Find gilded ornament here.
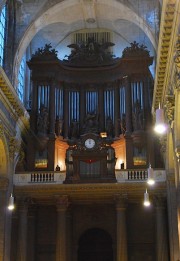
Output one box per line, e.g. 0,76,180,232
0,122,4,137
9,137,20,160
164,95,175,125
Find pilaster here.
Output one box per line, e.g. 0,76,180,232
56,195,69,261
116,197,128,261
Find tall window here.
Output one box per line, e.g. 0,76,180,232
17,56,26,102
0,5,6,66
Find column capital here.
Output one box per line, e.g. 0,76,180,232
56,195,69,211
175,146,180,162
153,195,166,209
16,197,32,211
115,194,127,210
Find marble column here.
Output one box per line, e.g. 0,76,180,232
66,208,73,261
56,195,69,261
155,197,169,261
16,198,29,261
27,204,37,261
116,198,128,261
0,178,9,261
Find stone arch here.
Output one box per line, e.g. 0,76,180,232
77,227,114,261
13,0,157,86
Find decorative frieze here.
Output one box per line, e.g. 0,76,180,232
174,36,180,70
175,146,180,162
0,122,4,137
176,73,180,90
164,94,175,126
159,135,167,154
9,137,20,161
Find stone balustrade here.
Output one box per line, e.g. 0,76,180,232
13,169,166,185
13,171,66,185
115,169,166,183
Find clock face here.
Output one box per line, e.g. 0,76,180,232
84,138,96,149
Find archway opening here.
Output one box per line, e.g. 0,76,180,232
78,228,113,261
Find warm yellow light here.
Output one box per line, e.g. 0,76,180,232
154,123,167,134
8,194,15,211
154,108,167,134
147,179,155,185
100,132,107,138
143,190,151,207
147,165,155,185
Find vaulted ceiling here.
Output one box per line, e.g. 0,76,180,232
14,0,161,78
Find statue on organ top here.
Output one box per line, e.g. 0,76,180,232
82,111,99,134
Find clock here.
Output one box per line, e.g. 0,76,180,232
84,138,96,149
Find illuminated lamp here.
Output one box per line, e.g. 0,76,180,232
143,189,151,207
154,106,167,134
147,164,155,185
8,194,15,210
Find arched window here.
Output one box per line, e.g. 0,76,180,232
17,56,26,102
0,5,7,66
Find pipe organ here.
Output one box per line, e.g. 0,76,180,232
23,41,162,182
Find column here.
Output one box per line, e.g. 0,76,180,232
0,178,9,261
56,195,69,261
16,198,29,261
116,198,128,261
66,208,73,261
27,205,37,261
155,197,169,261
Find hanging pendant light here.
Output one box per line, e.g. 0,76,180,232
147,164,155,185
8,194,15,210
154,104,167,134
143,189,150,207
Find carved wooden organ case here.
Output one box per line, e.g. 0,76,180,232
25,41,160,182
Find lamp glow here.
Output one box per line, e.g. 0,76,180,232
147,164,155,185
154,108,167,134
8,194,15,210
144,190,150,207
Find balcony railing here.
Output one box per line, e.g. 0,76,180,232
13,171,66,185
13,169,166,186
115,169,166,183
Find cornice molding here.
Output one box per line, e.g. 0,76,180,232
164,94,175,126
152,0,178,111
0,67,28,119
